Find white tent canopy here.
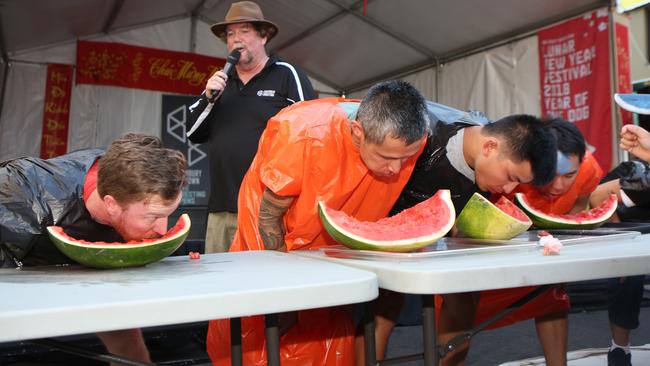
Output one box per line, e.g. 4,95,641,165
0,0,613,160
1,0,608,92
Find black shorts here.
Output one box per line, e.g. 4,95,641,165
608,275,645,330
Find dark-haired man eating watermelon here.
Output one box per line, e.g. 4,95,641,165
0,133,187,365
478,118,603,366
364,105,558,366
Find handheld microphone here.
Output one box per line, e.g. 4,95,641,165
208,49,241,101
222,48,241,76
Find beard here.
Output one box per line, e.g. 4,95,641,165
238,49,254,65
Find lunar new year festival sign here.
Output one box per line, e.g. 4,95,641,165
538,8,622,171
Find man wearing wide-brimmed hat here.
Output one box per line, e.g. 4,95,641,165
186,1,316,254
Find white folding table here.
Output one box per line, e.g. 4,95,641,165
295,232,650,365
0,250,378,365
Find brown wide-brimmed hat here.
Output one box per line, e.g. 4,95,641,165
211,1,279,42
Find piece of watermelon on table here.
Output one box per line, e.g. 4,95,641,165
319,189,455,252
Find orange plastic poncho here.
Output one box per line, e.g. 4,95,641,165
473,151,604,329
207,97,424,366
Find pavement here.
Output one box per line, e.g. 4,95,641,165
386,294,650,365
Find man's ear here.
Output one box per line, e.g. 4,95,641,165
482,137,499,157
350,120,364,148
102,194,121,217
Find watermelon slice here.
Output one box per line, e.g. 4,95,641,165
515,193,617,229
46,214,191,269
318,190,455,252
456,193,532,240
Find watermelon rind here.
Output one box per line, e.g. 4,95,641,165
46,213,191,269
515,193,617,229
456,193,532,240
318,190,456,252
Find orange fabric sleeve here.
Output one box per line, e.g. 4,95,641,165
258,120,306,197
575,151,604,196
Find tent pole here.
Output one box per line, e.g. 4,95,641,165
190,0,209,53
102,0,125,34
434,60,440,103
0,60,8,125
190,16,197,53
0,13,8,124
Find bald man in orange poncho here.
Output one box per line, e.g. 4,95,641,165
206,80,429,366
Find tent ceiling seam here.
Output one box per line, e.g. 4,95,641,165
270,0,373,55
0,10,7,63
325,0,435,59
191,0,210,17
8,14,191,55
270,11,351,55
439,0,611,64
293,64,343,93
344,0,610,94
102,0,126,34
345,58,440,94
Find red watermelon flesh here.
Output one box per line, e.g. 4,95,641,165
542,195,616,222
323,198,450,241
456,193,532,240
46,214,191,268
48,216,187,245
515,193,617,229
494,196,530,222
319,189,455,252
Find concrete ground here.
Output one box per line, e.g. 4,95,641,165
386,305,650,365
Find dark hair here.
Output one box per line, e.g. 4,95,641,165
97,133,187,205
219,22,274,42
357,80,429,145
542,117,586,163
251,22,272,40
483,114,557,186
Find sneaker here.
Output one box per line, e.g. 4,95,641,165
608,348,632,366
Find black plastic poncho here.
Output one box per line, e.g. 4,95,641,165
390,101,490,215
0,149,121,267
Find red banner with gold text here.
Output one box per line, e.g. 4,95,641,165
76,41,225,95
538,8,612,171
616,21,633,125
41,64,73,159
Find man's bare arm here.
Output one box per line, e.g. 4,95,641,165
259,188,298,334
568,195,590,214
590,179,622,208
258,188,295,251
96,328,151,366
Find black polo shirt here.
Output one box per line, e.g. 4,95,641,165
187,55,316,213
